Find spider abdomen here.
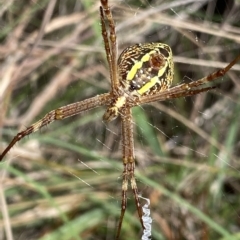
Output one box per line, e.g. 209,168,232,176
118,42,174,96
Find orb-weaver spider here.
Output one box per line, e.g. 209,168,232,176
1,0,240,239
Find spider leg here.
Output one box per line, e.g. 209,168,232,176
165,86,217,100
0,93,110,161
140,85,216,104
116,107,144,239
100,0,119,90
187,53,240,89
100,6,113,85
140,54,240,104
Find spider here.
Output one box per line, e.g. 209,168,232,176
1,0,240,238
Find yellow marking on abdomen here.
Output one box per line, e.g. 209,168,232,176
127,50,156,81
127,61,143,80
137,76,158,95
158,61,167,77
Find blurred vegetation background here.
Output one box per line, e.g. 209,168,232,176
0,0,240,239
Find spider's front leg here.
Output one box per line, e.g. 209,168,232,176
116,107,144,239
